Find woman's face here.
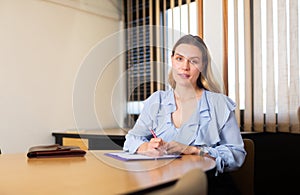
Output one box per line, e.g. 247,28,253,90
171,44,204,88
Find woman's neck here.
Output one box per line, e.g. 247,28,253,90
174,86,203,101
172,86,203,128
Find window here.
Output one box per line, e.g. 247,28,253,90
123,0,300,132
228,0,300,132
124,0,198,127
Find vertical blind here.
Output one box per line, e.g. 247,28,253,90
254,0,299,132
124,0,153,127
124,0,201,127
124,0,300,132
229,0,300,133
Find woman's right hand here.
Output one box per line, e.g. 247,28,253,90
136,138,166,157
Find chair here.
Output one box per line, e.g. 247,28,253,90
146,168,208,195
230,138,255,195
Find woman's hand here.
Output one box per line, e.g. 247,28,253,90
136,138,166,157
166,141,199,155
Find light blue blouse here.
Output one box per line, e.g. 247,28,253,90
123,89,246,173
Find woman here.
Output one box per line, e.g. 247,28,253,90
123,34,246,175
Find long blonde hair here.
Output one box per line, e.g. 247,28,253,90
168,35,225,94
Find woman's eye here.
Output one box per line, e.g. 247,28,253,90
176,57,183,61
190,60,199,65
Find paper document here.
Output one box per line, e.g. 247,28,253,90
104,152,181,161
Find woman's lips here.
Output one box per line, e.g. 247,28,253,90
178,73,190,79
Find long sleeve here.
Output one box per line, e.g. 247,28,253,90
123,91,163,153
204,112,246,173
196,91,246,173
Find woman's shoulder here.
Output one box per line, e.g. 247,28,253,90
145,89,173,103
204,90,236,109
204,90,237,127
142,90,174,113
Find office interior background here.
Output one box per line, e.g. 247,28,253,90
0,0,228,153
0,0,299,194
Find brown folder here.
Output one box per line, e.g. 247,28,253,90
27,144,86,158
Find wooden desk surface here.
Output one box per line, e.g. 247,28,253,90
0,151,216,195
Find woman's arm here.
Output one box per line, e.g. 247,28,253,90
123,91,163,154
205,112,246,173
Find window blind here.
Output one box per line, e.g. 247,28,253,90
124,0,200,127
228,0,300,133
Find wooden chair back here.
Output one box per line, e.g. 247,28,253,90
230,138,255,195
146,168,208,195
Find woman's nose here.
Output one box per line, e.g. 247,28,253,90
181,59,190,70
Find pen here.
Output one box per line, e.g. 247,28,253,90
150,129,168,155
150,129,159,158
150,129,157,138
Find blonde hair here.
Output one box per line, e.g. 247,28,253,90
168,35,225,94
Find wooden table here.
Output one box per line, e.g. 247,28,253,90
0,151,216,195
52,128,128,150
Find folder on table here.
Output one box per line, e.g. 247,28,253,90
104,151,181,161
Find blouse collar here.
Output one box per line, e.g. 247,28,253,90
162,89,211,126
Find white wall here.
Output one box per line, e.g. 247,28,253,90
0,0,124,153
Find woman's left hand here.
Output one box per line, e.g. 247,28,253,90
165,141,199,155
